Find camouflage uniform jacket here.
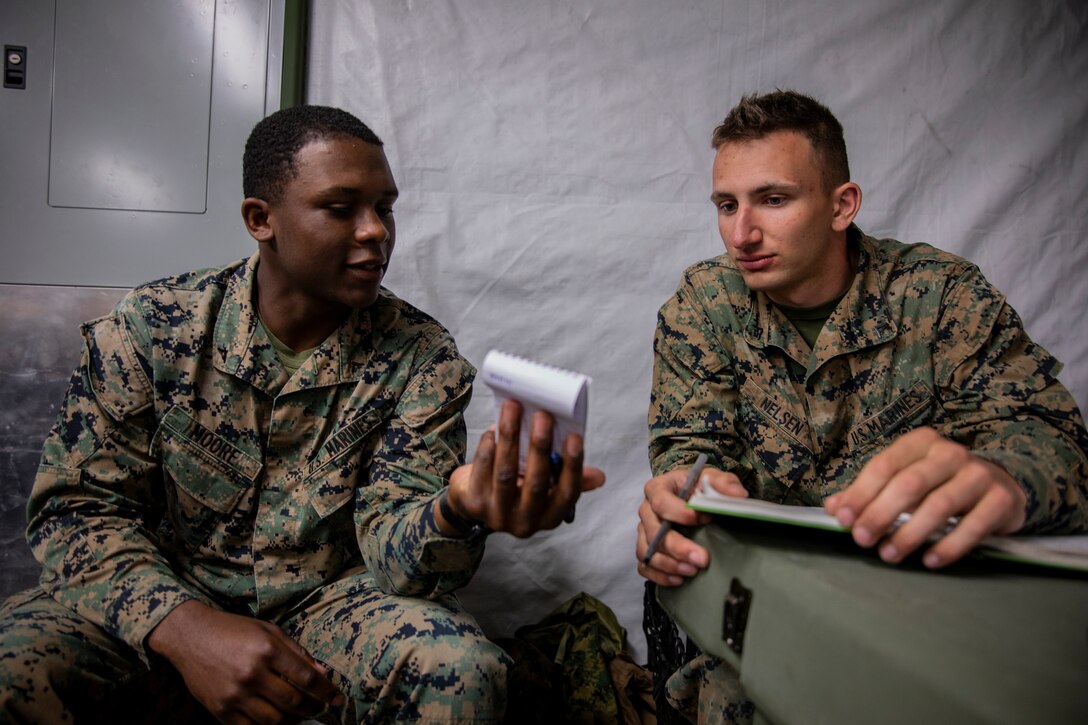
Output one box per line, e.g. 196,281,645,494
649,227,1088,533
26,253,485,659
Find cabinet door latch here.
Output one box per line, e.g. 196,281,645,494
722,577,753,655
5,46,27,90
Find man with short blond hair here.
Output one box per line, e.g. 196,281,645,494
637,90,1088,723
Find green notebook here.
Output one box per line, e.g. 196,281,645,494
687,490,1088,573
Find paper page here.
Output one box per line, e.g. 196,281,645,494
688,490,848,532
689,489,1088,572
977,535,1088,573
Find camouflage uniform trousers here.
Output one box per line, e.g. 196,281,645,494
666,654,753,725
0,567,510,724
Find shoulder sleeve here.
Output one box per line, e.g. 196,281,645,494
933,266,1088,533
649,268,752,481
356,325,484,597
28,296,206,661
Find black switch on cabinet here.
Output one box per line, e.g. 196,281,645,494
4,45,26,89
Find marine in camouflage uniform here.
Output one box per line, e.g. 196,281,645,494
636,91,1088,725
650,226,1088,526
0,254,507,723
0,105,607,724
649,228,1088,723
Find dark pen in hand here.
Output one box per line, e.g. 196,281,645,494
551,451,577,524
641,453,708,566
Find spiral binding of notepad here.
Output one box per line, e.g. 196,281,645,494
480,350,590,472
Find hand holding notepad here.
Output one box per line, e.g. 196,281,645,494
438,350,600,537
480,350,590,473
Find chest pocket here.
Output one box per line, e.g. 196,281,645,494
738,380,813,499
847,382,935,457
158,406,262,553
304,408,385,519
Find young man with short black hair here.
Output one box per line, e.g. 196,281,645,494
0,105,603,724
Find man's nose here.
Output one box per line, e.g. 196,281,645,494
355,209,390,243
730,206,759,247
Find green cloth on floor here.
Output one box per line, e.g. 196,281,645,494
497,592,656,725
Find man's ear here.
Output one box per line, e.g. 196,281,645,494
830,182,862,232
241,197,274,243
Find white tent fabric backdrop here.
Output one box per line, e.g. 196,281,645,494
307,0,1087,660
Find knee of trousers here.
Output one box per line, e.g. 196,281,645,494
341,628,512,722
0,589,144,721
374,628,510,696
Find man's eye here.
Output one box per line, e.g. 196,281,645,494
717,202,736,214
327,205,352,217
765,196,786,206
377,206,395,218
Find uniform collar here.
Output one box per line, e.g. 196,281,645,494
213,252,375,396
741,225,898,374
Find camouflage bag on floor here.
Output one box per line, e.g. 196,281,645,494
497,592,656,725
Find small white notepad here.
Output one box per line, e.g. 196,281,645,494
480,350,590,472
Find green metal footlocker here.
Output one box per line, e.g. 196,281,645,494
657,521,1088,724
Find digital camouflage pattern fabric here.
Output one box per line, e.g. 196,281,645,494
650,226,1088,722
664,654,753,725
650,226,1088,531
0,574,509,723
0,253,509,723
497,592,655,725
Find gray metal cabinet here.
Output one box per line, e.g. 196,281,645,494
0,0,303,286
